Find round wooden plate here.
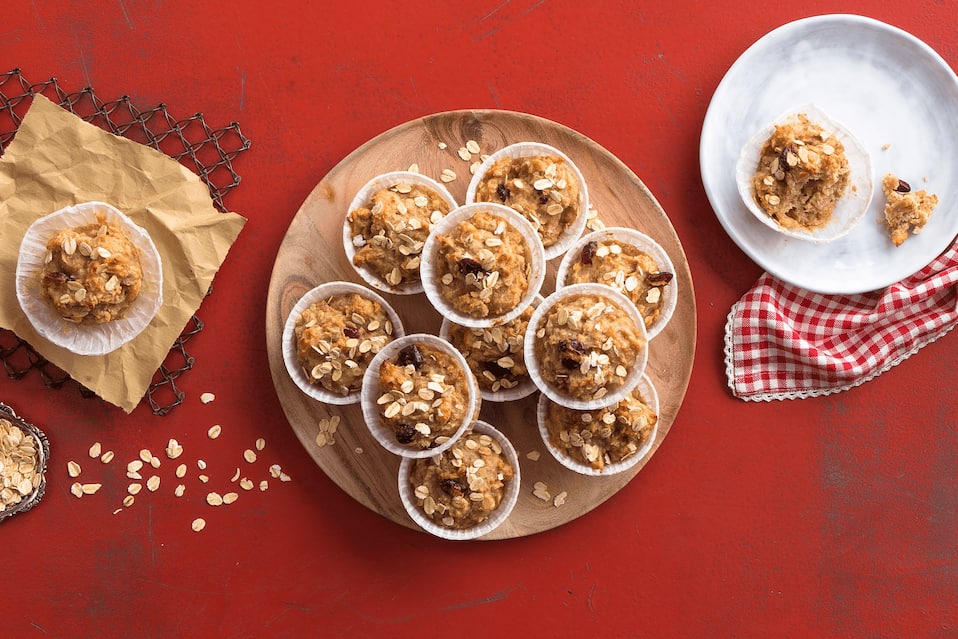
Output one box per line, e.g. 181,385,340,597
265,110,696,539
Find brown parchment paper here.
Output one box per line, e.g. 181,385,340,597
0,94,246,413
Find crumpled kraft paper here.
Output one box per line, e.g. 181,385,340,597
0,94,246,412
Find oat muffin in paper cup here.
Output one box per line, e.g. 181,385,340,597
439,295,542,403
282,281,405,405
398,420,520,540
15,201,163,356
736,104,873,243
360,333,480,459
421,202,546,329
556,226,677,340
537,374,658,476
343,171,458,295
525,283,648,412
466,141,589,260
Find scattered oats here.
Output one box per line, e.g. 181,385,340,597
197,459,207,470
146,476,161,492
280,473,291,482
466,139,480,154
150,456,161,469
553,491,568,507
191,517,206,532
112,508,123,515
457,146,472,161
230,468,241,482
67,461,81,477
174,484,185,497
165,438,183,459
99,450,115,464
127,459,143,473
199,474,209,483
526,451,541,461
81,483,102,495
243,449,257,463
259,480,269,492
269,464,282,479
315,432,328,448
88,442,102,458
207,424,222,439
469,160,481,175
206,492,224,506
881,143,891,151
200,392,216,404
70,482,84,498
138,449,153,464
122,495,135,507
240,478,254,491
354,447,364,454
127,470,142,480
532,482,551,501
407,162,420,173
437,141,448,150
175,463,187,478
221,492,238,505
440,168,457,183
255,438,266,451
128,483,142,495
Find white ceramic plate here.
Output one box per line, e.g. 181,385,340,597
701,14,958,294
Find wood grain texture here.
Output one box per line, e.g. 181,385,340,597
265,110,696,539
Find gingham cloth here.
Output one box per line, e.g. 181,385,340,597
724,240,958,400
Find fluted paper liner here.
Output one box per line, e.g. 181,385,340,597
282,281,405,405
398,420,520,540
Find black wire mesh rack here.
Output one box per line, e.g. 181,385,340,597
0,68,251,415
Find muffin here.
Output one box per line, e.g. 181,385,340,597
15,201,163,355
343,171,457,294
526,284,648,411
537,376,658,475
399,420,520,540
881,174,938,246
467,142,589,260
361,334,479,458
283,282,402,405
441,298,539,402
557,227,677,339
735,106,872,242
421,203,545,328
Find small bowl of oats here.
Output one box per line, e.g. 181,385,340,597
15,201,163,355
466,142,590,261
525,283,648,412
0,402,50,524
420,203,546,329
398,420,520,540
736,105,873,242
282,281,405,405
556,227,677,340
360,333,480,459
343,171,458,295
439,295,542,403
536,375,658,476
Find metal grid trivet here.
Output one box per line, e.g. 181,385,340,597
0,69,251,415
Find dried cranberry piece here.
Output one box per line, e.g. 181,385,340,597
343,326,360,339
645,271,674,286
458,257,486,276
496,183,510,202
440,478,468,496
558,339,586,369
42,271,74,283
580,241,598,265
895,179,911,193
397,344,424,369
395,424,416,444
538,193,550,205
482,361,510,377
779,143,799,171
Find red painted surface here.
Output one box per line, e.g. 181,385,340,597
3,2,955,637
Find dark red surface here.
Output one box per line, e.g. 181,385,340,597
3,2,956,637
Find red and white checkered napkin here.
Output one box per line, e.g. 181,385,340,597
724,240,958,400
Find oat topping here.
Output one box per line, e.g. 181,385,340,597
533,293,645,402
408,431,515,529
475,154,581,247
294,292,396,396
566,239,673,330
348,182,452,287
377,343,471,449
434,210,532,319
447,304,534,393
544,387,657,471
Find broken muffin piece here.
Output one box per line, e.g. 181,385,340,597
881,174,938,247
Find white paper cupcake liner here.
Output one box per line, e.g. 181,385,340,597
398,420,520,540
465,142,590,261
555,226,678,340
343,171,459,295
439,294,543,403
525,282,649,411
536,374,659,476
15,201,163,356
282,280,406,405
360,333,479,459
735,104,874,243
421,202,546,328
